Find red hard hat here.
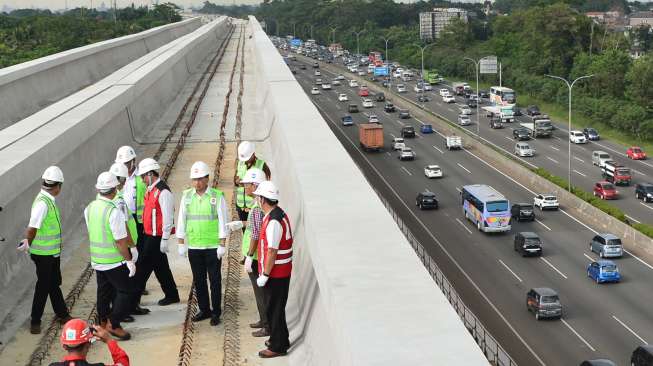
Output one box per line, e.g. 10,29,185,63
60,319,93,346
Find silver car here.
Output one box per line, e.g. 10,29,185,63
515,142,535,157
590,233,623,258
457,114,471,126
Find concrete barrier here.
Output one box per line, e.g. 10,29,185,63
0,18,201,130
248,16,489,365
0,17,231,339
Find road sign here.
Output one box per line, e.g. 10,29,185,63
290,38,302,47
374,66,389,76
480,56,497,74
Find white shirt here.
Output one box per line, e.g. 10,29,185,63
177,189,228,249
123,168,139,214
84,195,128,271
265,218,283,250
148,178,175,240
114,192,130,223
28,190,56,229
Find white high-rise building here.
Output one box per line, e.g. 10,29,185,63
420,8,469,40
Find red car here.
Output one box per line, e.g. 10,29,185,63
627,146,647,160
594,181,618,200
358,87,369,97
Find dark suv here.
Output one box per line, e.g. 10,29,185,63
526,105,541,116
398,109,410,119
384,102,395,112
527,288,562,320
416,192,438,210
514,232,542,256
348,104,359,113
511,203,535,221
375,92,386,102
635,183,653,202
513,128,531,140
401,126,416,138
631,345,653,366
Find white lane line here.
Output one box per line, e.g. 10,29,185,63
561,319,596,352
389,133,396,138
613,315,648,344
547,156,559,164
416,133,423,138
640,202,653,211
553,136,562,141
401,166,413,176
335,103,342,110
386,152,391,156
499,259,523,282
632,169,644,175
457,163,471,174
625,215,641,224
446,107,455,112
573,169,587,177
550,146,560,151
583,253,594,262
425,187,431,193
504,136,513,142
432,145,444,154
455,218,473,234
535,219,551,231
574,156,585,163
540,257,568,279
396,120,405,126
455,187,462,193
414,118,426,125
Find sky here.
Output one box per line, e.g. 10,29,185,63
0,0,261,10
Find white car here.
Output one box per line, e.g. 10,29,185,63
392,137,405,150
362,98,374,108
358,70,366,76
439,88,450,97
310,87,320,95
459,106,472,115
414,85,423,93
337,75,345,80
423,84,433,91
368,114,380,123
332,79,341,86
570,130,587,144
443,95,455,103
534,194,559,210
457,114,471,125
315,70,321,76
321,83,332,90
349,80,359,88
424,165,443,178
315,78,323,85
514,142,535,157
397,84,406,93
338,93,348,102
398,147,416,160
393,70,402,78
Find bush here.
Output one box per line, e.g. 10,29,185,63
634,223,653,238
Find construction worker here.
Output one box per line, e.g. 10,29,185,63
234,141,271,223
254,181,293,358
49,318,130,366
114,146,150,315
17,166,71,334
135,158,180,306
176,161,228,325
84,172,136,340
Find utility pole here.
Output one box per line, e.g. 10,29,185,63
353,30,366,56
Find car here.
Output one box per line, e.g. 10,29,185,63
362,98,374,108
583,127,600,141
398,109,411,119
443,95,455,103
396,84,406,93
374,92,386,102
416,191,438,210
631,345,653,366
570,130,587,144
336,74,345,80
635,183,653,202
489,117,503,129
392,137,405,150
424,165,443,178
314,70,321,76
398,147,415,160
315,78,323,85
478,90,489,98
587,260,620,284
332,79,341,86
526,288,562,320
592,151,611,167
423,84,433,91
439,88,450,97
300,64,307,70
358,87,369,97
513,128,531,140
358,70,365,76
627,146,647,160
348,104,359,113
526,105,541,116
580,359,617,366
511,203,535,221
594,181,618,200
368,114,380,124
338,93,348,102
341,115,354,126
416,94,429,102
513,106,522,116
349,80,359,88
420,124,434,134
384,102,396,112
457,114,471,126
310,87,320,95
459,106,472,115
321,83,332,90
514,232,542,257
401,126,416,138
514,142,535,157
312,62,319,68
467,100,477,108
381,79,389,87
533,194,559,210
590,233,623,258
414,85,423,93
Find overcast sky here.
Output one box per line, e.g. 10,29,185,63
0,0,261,10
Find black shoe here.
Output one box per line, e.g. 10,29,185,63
131,305,150,315
158,297,180,306
210,316,220,326
192,312,211,322
122,315,135,323
30,322,41,335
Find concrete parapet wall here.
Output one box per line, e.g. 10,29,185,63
0,18,201,130
248,16,489,365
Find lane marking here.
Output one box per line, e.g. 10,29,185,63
640,202,653,211
396,120,405,126
457,163,471,174
583,253,594,262
574,157,585,163
561,319,596,352
505,137,514,142
540,257,568,279
550,146,560,151
632,169,644,175
613,315,648,344
335,104,341,110
455,187,462,193
553,136,562,141
499,259,523,282
455,218,473,234
625,215,641,224
432,145,444,154
573,169,586,177
414,117,426,125
535,219,551,231
389,133,396,138
547,157,559,164
401,166,413,176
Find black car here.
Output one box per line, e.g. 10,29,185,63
511,203,535,221
514,232,543,256
583,127,600,140
467,100,477,108
632,345,653,366
513,128,531,140
299,64,306,70
526,105,541,116
635,183,653,202
417,94,429,102
384,102,396,112
375,92,386,102
579,360,616,366
398,109,411,119
416,192,438,210
513,107,523,116
401,126,416,138
348,104,359,113
382,80,389,87
478,90,489,98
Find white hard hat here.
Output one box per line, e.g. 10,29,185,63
42,166,64,183
238,141,255,162
95,172,119,190
109,162,128,178
253,180,279,200
138,158,160,175
115,146,136,163
190,161,210,179
241,168,265,185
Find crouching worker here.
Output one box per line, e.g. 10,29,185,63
49,318,130,366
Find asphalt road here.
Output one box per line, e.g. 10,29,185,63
290,57,653,366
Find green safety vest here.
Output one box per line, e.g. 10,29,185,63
183,188,224,248
114,191,138,246
86,198,124,265
241,203,260,260
30,192,62,256
135,175,146,223
235,158,265,208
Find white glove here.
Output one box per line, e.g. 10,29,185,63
217,245,227,260
256,274,269,287
244,256,254,273
130,247,139,263
177,244,187,257
160,238,169,254
226,221,244,231
17,239,29,253
126,261,136,277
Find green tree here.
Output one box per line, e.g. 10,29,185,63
626,55,653,108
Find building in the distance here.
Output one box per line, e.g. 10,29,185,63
419,8,469,40
629,11,653,28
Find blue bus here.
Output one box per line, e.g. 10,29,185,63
461,184,511,233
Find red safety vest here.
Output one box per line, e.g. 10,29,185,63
143,180,172,237
259,207,293,278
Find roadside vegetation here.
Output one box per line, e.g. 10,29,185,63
197,1,257,19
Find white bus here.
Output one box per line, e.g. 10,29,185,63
490,86,516,106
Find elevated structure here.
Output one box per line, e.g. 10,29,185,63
419,8,468,40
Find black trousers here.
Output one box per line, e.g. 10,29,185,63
188,249,222,317
135,235,179,303
96,264,134,329
248,261,268,327
264,276,291,353
30,254,68,323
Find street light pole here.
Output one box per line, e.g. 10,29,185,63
464,57,481,136
292,22,296,37
382,36,392,90
545,74,594,192
330,26,337,45
353,30,366,57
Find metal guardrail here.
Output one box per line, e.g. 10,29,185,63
373,189,517,366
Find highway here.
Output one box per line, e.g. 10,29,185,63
290,56,653,365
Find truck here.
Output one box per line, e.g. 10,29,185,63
519,117,553,138
424,70,442,85
445,135,462,150
483,105,515,123
452,82,471,96
359,123,384,151
602,161,632,185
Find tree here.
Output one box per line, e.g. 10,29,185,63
626,55,653,108
586,48,631,99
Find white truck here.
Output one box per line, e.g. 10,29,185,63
519,118,553,138
445,135,462,150
483,105,515,123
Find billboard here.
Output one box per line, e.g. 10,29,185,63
374,66,389,76
480,56,498,74
290,38,302,47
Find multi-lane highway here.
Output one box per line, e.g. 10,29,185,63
290,56,653,365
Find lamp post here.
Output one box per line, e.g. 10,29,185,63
292,22,296,37
382,36,392,90
330,26,337,45
545,74,594,192
353,30,366,57
416,43,437,83
464,57,481,136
